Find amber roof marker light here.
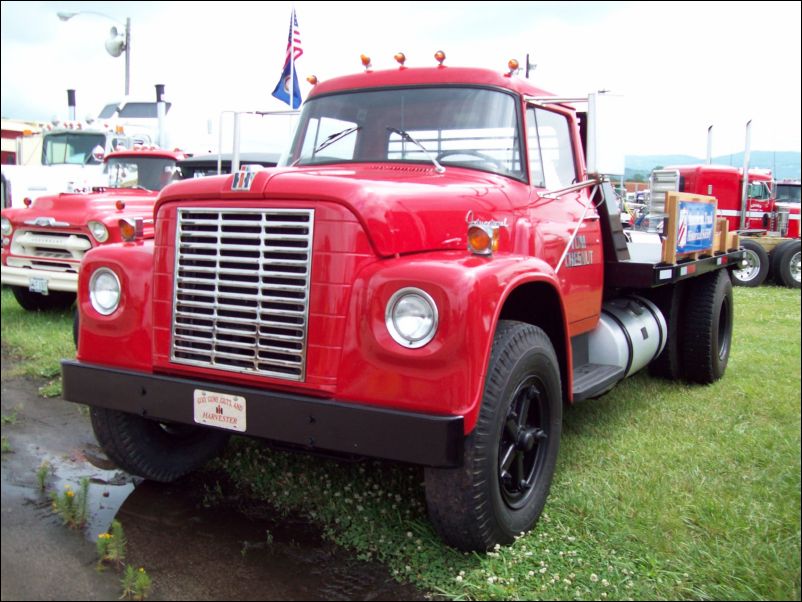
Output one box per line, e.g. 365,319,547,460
507,59,520,77
434,50,446,66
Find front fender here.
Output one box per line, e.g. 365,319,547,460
75,240,154,371
337,251,567,433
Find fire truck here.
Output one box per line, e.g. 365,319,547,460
646,166,800,288
1,147,186,310
61,56,746,551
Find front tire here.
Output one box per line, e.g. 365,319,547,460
11,286,75,311
90,407,230,482
424,321,562,551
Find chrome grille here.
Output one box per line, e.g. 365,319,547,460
171,208,314,381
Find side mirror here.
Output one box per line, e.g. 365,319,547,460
91,144,105,163
586,92,625,176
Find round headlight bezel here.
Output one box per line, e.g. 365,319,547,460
87,220,109,242
385,287,439,349
1,217,12,237
89,267,121,315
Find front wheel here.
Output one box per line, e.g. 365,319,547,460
11,286,75,311
424,321,562,551
90,407,230,482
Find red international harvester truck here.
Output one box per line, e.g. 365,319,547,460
62,57,747,551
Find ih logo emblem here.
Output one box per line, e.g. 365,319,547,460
232,171,257,191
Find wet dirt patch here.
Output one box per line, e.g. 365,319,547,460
1,350,428,600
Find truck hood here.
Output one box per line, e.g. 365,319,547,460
158,165,525,256
6,188,158,227
1,163,106,207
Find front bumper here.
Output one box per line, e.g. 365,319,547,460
61,360,464,467
1,265,78,292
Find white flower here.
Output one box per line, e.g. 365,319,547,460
590,573,599,582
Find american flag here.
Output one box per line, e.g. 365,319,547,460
272,8,303,108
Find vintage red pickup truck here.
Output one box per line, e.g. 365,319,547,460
2,147,186,310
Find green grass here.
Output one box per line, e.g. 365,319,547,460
1,286,74,393
1,284,799,599
216,286,801,601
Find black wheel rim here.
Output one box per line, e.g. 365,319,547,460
498,376,549,509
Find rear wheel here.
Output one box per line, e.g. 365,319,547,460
771,240,801,289
90,407,230,482
424,321,562,551
731,239,769,287
11,286,75,311
681,270,733,383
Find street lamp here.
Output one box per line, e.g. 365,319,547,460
57,11,131,97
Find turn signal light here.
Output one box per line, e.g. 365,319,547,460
119,217,143,242
467,224,499,256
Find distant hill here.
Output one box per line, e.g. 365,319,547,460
625,151,801,181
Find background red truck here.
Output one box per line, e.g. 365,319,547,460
62,58,745,551
1,147,186,310
650,165,800,288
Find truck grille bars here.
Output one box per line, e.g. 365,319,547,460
171,208,314,382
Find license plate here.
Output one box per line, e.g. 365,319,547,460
193,389,247,432
29,277,49,295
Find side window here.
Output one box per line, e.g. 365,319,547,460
747,181,770,200
300,116,357,161
526,107,577,189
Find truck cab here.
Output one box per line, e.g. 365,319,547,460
1,147,186,310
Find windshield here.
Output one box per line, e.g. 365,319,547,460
776,183,801,203
42,132,106,166
281,87,524,179
104,157,179,191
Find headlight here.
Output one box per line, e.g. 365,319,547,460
1,217,11,236
385,288,438,348
89,268,121,315
87,220,109,242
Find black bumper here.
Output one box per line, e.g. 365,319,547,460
61,360,464,467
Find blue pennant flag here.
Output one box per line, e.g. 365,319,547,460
272,9,303,109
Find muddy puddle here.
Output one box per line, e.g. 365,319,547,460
1,359,427,601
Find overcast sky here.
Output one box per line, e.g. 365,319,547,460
2,1,800,158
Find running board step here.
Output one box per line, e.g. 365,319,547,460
572,363,626,401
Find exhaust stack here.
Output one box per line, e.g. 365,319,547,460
156,84,166,148
740,120,752,230
67,89,76,121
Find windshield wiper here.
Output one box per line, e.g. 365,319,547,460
386,127,445,173
313,126,360,155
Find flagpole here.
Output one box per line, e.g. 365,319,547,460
288,7,294,139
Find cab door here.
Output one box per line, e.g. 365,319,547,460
525,104,603,334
